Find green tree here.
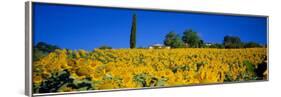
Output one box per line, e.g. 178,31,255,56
164,32,184,48
182,29,201,48
33,42,60,61
35,42,60,53
244,42,262,48
172,35,185,48
223,35,243,48
130,14,137,48
209,43,225,48
198,40,204,48
98,45,112,49
164,32,177,46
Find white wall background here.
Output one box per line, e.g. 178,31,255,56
0,0,279,97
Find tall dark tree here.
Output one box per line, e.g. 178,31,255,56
182,29,201,48
130,14,137,48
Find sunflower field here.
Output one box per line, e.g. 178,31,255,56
32,48,267,93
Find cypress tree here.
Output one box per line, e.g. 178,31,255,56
130,14,137,48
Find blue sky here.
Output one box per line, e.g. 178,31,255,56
33,3,267,50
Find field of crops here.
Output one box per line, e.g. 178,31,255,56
32,48,267,93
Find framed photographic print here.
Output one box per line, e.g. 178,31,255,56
25,1,268,96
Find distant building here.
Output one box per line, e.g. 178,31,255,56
205,43,213,46
149,44,170,49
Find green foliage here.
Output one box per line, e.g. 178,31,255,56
223,35,244,48
163,32,185,48
244,61,255,73
98,45,112,50
133,73,167,87
171,65,190,73
244,42,262,48
133,73,148,87
243,60,258,80
33,42,60,61
162,29,263,49
164,32,177,46
223,36,263,48
171,35,185,48
70,77,94,91
182,29,201,48
209,43,225,48
66,49,75,59
224,61,259,82
35,42,60,53
33,48,48,61
156,77,168,86
36,70,73,93
35,70,94,93
130,14,137,48
198,40,204,48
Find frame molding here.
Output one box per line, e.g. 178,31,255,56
25,1,32,97
25,1,269,96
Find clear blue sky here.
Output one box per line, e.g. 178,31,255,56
33,3,267,50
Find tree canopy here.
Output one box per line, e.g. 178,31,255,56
223,35,244,48
98,45,112,49
33,42,60,61
182,29,201,48
244,42,262,48
163,32,185,48
163,30,263,49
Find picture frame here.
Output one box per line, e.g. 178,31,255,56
25,1,269,96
